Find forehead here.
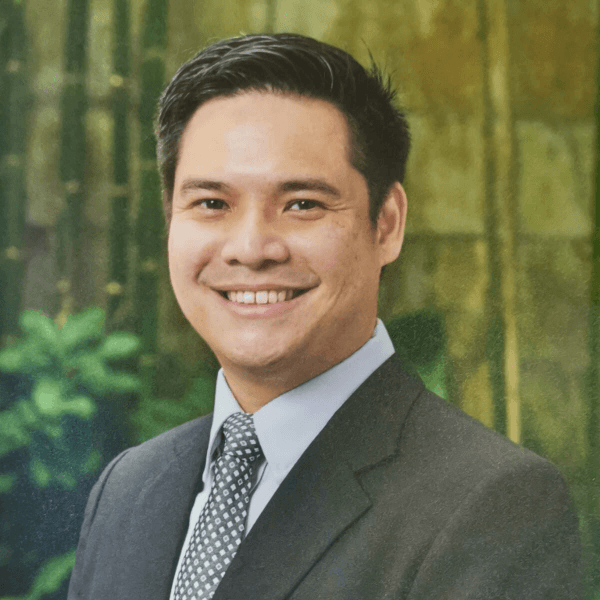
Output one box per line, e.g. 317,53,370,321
175,92,355,184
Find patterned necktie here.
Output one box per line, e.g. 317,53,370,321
174,413,264,600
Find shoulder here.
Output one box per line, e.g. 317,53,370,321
120,413,213,470
398,390,583,598
90,413,213,503
366,356,547,471
364,357,572,513
388,375,574,529
404,385,550,477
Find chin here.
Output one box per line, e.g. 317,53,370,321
213,333,306,373
219,349,290,373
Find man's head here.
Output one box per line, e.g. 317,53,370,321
162,34,409,409
156,33,410,224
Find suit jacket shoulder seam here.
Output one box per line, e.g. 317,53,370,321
88,449,131,525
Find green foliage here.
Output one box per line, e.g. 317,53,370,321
0,307,141,489
385,310,448,399
133,372,216,443
0,550,76,600
0,307,141,598
0,472,15,493
25,551,76,600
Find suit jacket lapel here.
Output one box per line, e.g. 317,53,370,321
116,415,213,600
213,356,424,600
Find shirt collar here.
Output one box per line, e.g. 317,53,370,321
205,319,395,477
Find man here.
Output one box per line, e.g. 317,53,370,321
68,34,583,599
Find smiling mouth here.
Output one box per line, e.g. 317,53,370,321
217,289,310,305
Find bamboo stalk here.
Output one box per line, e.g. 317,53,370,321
107,0,132,326
585,19,600,592
56,0,89,324
0,0,28,339
0,3,10,157
135,0,168,393
0,3,9,340
265,0,277,33
477,0,521,443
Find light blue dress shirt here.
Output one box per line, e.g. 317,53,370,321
169,319,395,599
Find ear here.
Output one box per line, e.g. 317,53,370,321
376,182,407,267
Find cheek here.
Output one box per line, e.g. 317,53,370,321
326,221,370,265
168,221,215,278
290,222,371,287
289,225,349,272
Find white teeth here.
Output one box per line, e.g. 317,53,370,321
255,291,268,304
223,289,301,304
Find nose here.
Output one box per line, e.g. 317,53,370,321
220,209,289,269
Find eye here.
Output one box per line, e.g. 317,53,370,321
287,200,322,211
195,199,228,210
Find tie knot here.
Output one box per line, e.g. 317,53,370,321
221,413,263,461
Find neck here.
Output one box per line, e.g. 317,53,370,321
222,370,293,414
223,356,332,413
220,325,377,414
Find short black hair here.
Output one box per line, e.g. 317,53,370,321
156,33,410,223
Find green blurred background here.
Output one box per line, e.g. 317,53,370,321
1,0,599,597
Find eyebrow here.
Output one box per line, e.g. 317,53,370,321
278,179,341,198
177,178,341,199
179,179,233,195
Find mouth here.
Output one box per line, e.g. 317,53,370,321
216,289,311,305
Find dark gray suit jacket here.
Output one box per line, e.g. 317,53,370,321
68,356,583,599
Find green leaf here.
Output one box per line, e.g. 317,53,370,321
43,424,63,439
0,346,26,372
418,353,447,400
32,379,63,417
24,550,76,600
99,332,140,360
19,311,59,346
60,307,105,350
64,395,96,420
105,372,141,394
0,340,54,375
55,472,77,491
30,459,51,487
73,354,110,393
0,408,31,454
0,473,16,493
84,449,100,474
17,400,41,427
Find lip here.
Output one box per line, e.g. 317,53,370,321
211,286,315,318
210,283,310,293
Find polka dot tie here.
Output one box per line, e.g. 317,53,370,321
174,413,264,600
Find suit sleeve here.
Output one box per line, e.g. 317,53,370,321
67,449,130,600
407,457,584,600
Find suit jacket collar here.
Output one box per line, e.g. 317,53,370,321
212,355,425,600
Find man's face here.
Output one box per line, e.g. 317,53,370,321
168,92,404,388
